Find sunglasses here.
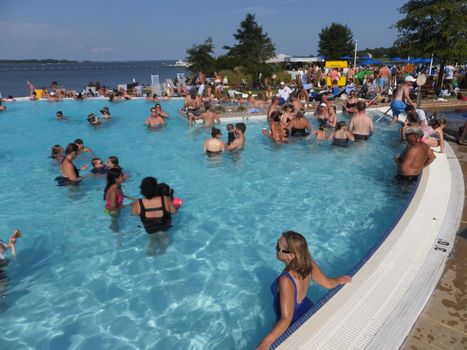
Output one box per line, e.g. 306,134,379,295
276,241,291,254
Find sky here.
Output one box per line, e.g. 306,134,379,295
0,0,408,61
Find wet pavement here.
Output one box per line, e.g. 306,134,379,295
401,114,467,350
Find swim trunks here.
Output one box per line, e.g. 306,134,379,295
391,100,407,117
353,134,369,141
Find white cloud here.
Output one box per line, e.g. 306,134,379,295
90,47,115,53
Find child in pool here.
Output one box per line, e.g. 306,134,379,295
0,230,21,259
226,123,236,145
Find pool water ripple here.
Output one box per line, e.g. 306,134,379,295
0,100,412,349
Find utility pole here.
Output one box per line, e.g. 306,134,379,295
353,40,358,67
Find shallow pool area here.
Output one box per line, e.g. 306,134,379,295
0,100,413,349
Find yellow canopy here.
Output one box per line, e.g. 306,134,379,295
325,61,348,68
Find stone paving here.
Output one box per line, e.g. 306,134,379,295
401,113,467,350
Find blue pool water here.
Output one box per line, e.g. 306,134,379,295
0,100,410,349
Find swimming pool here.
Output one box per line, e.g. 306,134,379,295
0,100,411,349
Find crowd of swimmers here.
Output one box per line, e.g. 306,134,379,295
0,65,462,349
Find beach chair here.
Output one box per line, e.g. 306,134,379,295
228,89,243,99
151,75,162,97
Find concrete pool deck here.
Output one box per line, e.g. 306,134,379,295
400,125,467,350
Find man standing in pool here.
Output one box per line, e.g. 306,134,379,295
395,127,436,183
348,102,374,140
390,76,417,123
227,123,246,151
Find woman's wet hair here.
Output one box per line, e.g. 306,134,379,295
211,127,221,137
65,143,79,155
103,168,123,200
108,156,120,167
158,183,174,199
140,177,159,199
270,111,282,123
282,231,313,279
336,121,347,130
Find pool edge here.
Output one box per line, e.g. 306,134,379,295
273,117,463,349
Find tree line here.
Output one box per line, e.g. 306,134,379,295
186,0,466,88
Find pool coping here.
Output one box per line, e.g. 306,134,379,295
270,109,464,349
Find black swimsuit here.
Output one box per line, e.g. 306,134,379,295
55,158,80,186
291,127,310,137
332,137,349,147
139,198,172,234
206,149,222,157
353,134,369,141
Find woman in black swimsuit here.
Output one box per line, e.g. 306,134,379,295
55,143,88,186
131,177,177,255
343,90,358,116
288,111,312,137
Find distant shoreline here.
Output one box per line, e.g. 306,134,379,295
0,59,177,64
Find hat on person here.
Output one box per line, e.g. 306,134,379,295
49,91,56,96
100,107,109,114
320,103,327,107
405,75,417,83
87,112,96,120
405,127,423,137
280,81,285,85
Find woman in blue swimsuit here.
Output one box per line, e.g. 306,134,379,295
257,231,352,350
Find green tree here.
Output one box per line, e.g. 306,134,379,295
318,23,354,59
393,0,467,87
224,13,275,86
186,37,216,75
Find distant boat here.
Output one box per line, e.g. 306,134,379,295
163,60,190,68
175,60,190,67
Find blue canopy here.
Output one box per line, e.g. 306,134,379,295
409,57,432,63
340,56,353,59
360,59,382,65
390,57,406,62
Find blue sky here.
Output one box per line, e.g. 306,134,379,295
1,0,407,61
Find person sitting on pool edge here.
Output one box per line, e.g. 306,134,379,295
257,231,351,350
395,127,436,184
348,101,374,141
226,123,246,151
203,127,225,156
